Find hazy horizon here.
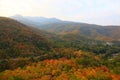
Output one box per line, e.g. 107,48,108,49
0,0,120,25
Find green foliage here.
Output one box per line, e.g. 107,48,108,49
8,76,24,80
0,17,120,79
0,17,52,59
0,59,119,80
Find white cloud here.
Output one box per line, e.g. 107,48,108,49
0,0,120,25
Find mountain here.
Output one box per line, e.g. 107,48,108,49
11,15,62,28
11,15,120,41
0,17,120,78
0,17,52,59
40,23,120,41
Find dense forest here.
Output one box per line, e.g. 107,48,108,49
0,17,120,80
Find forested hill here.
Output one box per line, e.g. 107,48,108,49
40,23,120,41
0,17,51,59
0,17,120,80
11,15,120,41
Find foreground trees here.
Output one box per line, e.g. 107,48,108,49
0,51,120,80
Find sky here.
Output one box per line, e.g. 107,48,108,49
0,0,120,25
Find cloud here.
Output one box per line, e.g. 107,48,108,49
0,0,120,25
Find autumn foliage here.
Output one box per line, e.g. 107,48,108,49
0,58,120,80
0,17,120,80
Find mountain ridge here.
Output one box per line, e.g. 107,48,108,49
11,15,120,41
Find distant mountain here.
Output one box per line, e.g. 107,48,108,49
40,23,120,41
0,17,52,59
11,15,120,41
11,15,62,27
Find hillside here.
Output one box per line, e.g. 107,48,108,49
9,16,120,57
0,50,120,80
11,15,120,41
0,17,51,59
0,17,120,79
39,23,120,41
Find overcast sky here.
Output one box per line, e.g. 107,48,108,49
0,0,120,25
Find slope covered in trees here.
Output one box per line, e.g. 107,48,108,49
11,15,120,41
0,17,55,71
0,17,120,79
0,50,120,80
0,17,52,59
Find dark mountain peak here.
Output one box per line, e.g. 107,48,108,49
0,16,15,21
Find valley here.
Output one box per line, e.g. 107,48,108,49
0,17,120,80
